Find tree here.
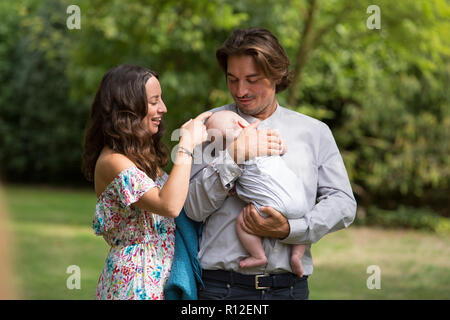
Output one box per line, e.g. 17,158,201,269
0,0,448,215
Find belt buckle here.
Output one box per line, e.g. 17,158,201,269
255,274,270,290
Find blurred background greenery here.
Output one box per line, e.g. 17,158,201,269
0,0,449,299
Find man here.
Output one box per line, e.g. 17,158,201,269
184,27,356,300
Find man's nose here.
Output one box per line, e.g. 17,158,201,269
236,80,249,98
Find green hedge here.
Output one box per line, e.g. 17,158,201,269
0,1,87,183
356,205,450,235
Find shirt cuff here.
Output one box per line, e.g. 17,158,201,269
212,149,243,189
279,217,310,245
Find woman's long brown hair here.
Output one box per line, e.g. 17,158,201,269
81,64,168,182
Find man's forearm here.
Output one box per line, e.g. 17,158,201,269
281,190,356,245
184,150,243,222
280,122,357,245
184,170,229,222
273,221,290,239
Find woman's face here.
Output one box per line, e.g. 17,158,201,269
144,76,167,135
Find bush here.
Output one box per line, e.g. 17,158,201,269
356,205,450,234
0,1,87,184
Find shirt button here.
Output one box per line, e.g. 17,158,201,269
231,172,236,177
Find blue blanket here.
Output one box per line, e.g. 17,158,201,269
164,208,203,300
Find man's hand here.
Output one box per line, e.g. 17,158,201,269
226,121,284,164
239,204,290,239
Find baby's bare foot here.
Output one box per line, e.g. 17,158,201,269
290,255,304,278
239,256,268,268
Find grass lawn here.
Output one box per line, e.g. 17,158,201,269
3,185,450,299
4,185,108,299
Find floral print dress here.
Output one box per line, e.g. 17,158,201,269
93,166,175,300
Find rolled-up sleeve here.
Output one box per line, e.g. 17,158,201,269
184,150,243,222
280,123,357,244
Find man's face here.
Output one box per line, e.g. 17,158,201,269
226,55,277,120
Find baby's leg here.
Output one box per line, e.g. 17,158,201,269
290,244,306,277
236,210,267,268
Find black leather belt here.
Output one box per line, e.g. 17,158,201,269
202,269,308,290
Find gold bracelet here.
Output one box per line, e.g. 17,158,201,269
178,146,193,158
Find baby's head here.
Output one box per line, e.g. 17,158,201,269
205,110,250,149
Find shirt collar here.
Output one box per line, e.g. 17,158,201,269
235,101,282,126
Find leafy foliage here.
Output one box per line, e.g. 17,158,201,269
0,0,449,217
0,0,86,183
356,206,450,235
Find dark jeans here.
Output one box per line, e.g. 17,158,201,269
198,275,309,300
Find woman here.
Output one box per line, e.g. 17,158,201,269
81,64,210,299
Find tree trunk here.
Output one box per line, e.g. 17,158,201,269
288,0,317,107
287,0,352,107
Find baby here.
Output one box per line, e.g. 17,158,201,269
205,110,308,277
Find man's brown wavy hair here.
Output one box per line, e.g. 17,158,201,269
216,27,292,93
81,64,168,182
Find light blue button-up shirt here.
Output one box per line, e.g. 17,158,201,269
184,103,356,275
